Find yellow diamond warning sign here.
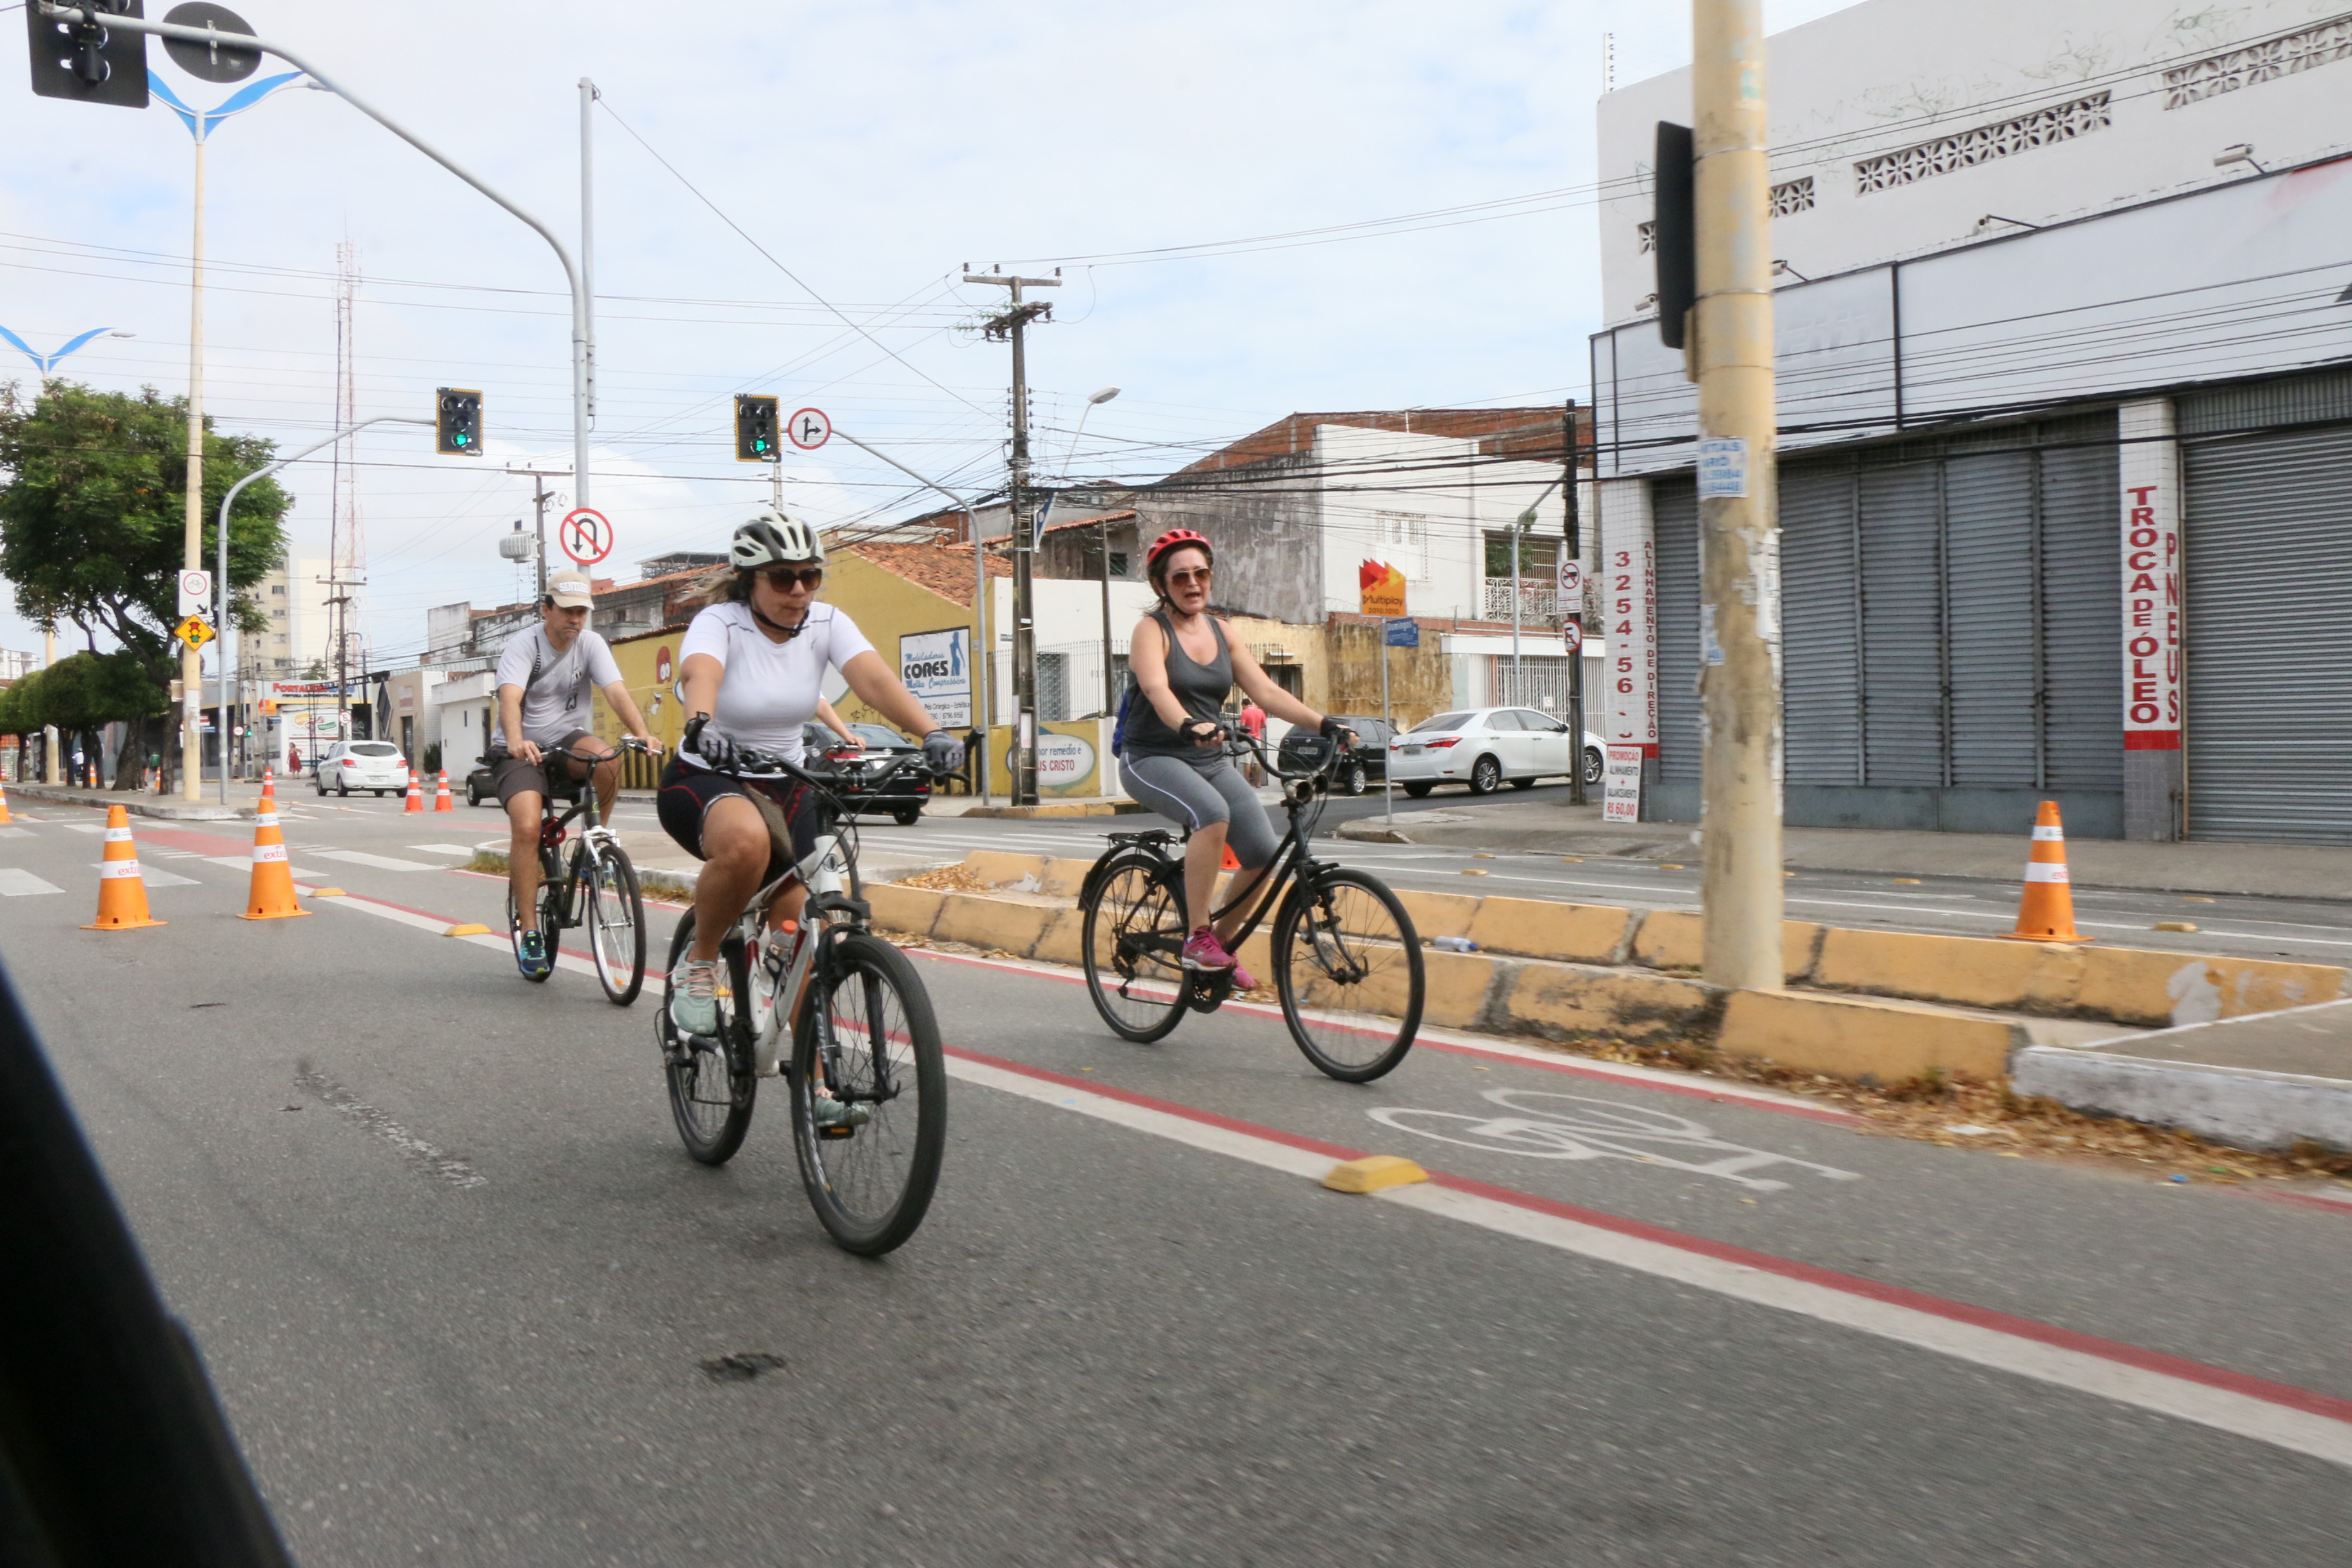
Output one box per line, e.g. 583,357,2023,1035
174,614,215,651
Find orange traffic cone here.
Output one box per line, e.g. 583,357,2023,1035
262,763,275,789
83,805,164,930
1220,842,1240,871
238,793,308,921
433,769,455,811
258,772,277,809
0,776,12,825
2002,800,2090,943
402,773,425,813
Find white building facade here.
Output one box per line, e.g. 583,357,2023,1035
1593,0,2352,841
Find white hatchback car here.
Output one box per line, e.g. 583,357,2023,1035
313,740,412,798
1386,707,1606,797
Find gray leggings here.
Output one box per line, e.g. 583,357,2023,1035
1121,751,1280,871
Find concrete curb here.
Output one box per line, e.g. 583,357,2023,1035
961,801,1148,819
8,785,252,822
2012,1044,2352,1153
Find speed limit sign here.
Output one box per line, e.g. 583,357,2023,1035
558,507,614,566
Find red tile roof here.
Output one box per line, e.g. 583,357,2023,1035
844,541,1010,607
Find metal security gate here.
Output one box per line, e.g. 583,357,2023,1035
2183,422,2352,842
1493,654,1578,716
1654,416,2120,823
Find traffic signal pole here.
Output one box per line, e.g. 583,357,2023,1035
964,273,1059,807
211,415,432,802
1690,0,1785,992
180,125,206,796
37,6,596,512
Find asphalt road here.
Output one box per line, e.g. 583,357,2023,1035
7,793,2352,1564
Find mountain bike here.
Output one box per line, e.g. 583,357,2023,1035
656,748,948,1256
1078,729,1426,1081
506,738,651,1005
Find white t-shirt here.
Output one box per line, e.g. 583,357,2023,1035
494,624,623,749
679,600,876,770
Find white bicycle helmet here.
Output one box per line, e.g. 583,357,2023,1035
730,507,825,571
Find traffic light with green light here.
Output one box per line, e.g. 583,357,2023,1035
436,387,482,455
734,393,779,462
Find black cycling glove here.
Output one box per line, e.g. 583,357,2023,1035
683,714,736,771
1184,719,1224,747
922,729,966,773
1318,715,1357,745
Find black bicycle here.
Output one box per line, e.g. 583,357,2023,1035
656,746,948,1256
1077,729,1426,1081
506,739,650,1005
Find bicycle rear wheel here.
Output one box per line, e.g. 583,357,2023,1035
789,930,946,1255
1080,855,1188,1043
660,912,756,1164
585,842,646,1005
1273,867,1423,1082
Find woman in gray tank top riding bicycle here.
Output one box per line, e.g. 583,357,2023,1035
1121,529,1351,984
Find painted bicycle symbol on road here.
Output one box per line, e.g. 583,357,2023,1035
1369,1089,1861,1192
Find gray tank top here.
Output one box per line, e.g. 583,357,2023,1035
1123,609,1231,760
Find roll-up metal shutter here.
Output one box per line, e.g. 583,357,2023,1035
1942,451,2036,785
2038,441,2123,790
1779,461,1861,783
2184,423,2352,842
1652,478,1702,782
1857,463,1944,785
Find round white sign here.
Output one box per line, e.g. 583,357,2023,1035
787,407,832,451
559,507,614,566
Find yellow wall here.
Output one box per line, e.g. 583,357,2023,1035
593,625,691,784
818,553,978,734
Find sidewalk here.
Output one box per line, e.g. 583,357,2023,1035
7,782,257,821
1337,798,2352,901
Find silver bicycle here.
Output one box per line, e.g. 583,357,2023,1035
656,747,947,1255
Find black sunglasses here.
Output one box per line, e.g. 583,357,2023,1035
760,566,825,590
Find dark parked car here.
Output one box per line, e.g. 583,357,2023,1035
1324,714,1395,796
801,722,933,825
466,762,495,807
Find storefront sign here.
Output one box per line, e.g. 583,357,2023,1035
1602,744,1645,823
1600,485,1658,758
899,627,972,729
2121,479,2181,749
1359,559,1407,617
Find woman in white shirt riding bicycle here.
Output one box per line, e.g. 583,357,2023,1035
658,511,965,1037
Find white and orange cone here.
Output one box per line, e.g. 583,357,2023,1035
262,763,275,789
432,769,455,812
2003,800,2090,943
0,776,12,826
402,773,425,814
239,793,308,921
83,805,164,931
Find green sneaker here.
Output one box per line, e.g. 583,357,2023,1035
669,958,721,1037
516,930,552,979
811,1093,870,1132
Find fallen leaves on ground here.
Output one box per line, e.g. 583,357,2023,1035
897,864,990,894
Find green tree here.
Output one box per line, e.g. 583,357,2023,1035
0,379,290,785
0,652,162,787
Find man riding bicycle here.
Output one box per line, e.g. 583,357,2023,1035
492,566,663,979
658,510,965,1037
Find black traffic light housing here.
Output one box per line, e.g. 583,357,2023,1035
734,394,779,462
435,387,482,455
26,0,150,108
1654,121,1696,351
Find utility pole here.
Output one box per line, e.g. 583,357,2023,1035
507,467,567,596
179,122,206,798
320,570,363,742
963,270,1059,805
1691,0,1784,991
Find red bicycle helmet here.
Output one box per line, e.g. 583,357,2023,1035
1146,528,1213,568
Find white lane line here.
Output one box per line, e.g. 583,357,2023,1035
0,868,63,896
317,849,446,872
406,843,482,855
204,856,333,877
302,883,601,977
946,1049,2352,1471
0,827,32,839
66,823,107,834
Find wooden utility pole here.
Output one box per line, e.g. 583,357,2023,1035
1691,0,1784,990
963,271,1059,805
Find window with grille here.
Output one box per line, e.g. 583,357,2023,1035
1373,511,1431,578
1038,652,1070,723
2166,13,2352,106
1636,219,1656,253
1853,93,2110,193
1769,175,1814,215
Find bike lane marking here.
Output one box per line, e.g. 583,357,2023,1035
942,1044,2352,1472
1369,1089,1865,1191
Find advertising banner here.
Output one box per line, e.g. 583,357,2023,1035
1358,560,1407,617
900,627,973,729
1602,743,1645,823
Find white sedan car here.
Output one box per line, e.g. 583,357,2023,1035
313,740,412,798
1386,707,1606,797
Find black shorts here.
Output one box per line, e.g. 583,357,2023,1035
656,758,821,886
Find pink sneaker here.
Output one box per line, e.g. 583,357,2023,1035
1181,926,1235,972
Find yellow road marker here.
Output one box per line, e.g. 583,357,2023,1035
444,923,491,937
1892,877,1923,885
2153,921,2199,933
1472,852,1496,859
310,887,348,897
1461,868,1489,876
1322,1155,1429,1195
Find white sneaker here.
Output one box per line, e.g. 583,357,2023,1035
669,958,721,1037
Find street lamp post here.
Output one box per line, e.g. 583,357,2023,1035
1061,386,1123,714
0,326,134,375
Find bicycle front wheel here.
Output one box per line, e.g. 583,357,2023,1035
1273,867,1424,1082
660,912,756,1164
585,843,646,1005
1080,854,1188,1043
790,930,946,1255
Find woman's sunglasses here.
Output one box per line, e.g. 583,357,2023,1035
1165,566,1212,589
760,566,825,591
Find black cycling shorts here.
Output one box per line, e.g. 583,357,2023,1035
656,758,820,887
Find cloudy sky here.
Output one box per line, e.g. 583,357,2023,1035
0,0,1853,669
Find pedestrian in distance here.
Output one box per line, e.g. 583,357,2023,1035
490,567,663,980
1117,529,1353,985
